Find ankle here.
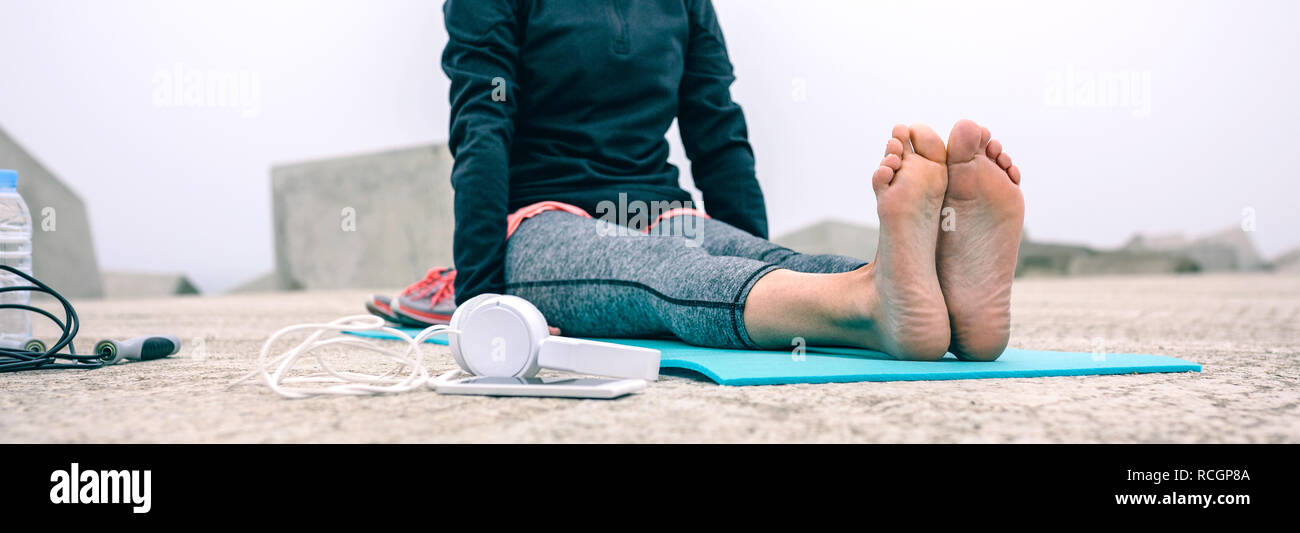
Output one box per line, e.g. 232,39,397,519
832,265,880,330
850,264,951,360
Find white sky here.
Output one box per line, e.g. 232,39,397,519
1,0,1297,292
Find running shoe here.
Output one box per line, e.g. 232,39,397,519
364,294,411,326
366,267,458,327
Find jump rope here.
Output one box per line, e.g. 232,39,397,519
0,264,100,371
0,265,179,372
0,262,456,396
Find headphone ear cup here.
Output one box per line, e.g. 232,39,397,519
492,295,550,332
448,293,503,372
450,294,552,378
490,295,550,377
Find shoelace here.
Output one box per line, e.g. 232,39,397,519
428,270,456,305
404,268,448,297
405,268,456,305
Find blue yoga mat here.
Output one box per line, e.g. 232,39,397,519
343,329,1201,386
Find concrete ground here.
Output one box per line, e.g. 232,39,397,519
2,273,1297,443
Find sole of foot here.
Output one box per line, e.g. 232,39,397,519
936,119,1025,361
865,124,953,361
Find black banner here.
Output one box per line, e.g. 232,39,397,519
1,444,1289,523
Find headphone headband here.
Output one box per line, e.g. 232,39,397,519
449,294,659,380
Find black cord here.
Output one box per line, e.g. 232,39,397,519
0,265,106,372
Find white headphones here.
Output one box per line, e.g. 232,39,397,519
235,294,660,398
448,294,660,381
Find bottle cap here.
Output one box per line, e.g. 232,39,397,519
0,170,16,191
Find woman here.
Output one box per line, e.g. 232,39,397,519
384,0,1025,361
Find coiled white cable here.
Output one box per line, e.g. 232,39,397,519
229,314,459,399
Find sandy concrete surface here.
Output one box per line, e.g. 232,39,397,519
1,273,1297,443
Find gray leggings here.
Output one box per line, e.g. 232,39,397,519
504,211,868,349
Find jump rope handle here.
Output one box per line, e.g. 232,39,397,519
0,337,49,353
96,336,182,364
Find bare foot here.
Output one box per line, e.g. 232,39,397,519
742,125,950,360
862,124,952,361
937,119,1024,361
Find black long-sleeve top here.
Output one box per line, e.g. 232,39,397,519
442,0,768,304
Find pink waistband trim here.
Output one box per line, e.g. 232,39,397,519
505,201,591,239
645,207,711,231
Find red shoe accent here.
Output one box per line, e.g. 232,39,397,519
428,270,455,305
393,267,457,324
404,268,454,300
393,305,454,322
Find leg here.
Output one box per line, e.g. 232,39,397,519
652,214,868,274
937,119,1025,361
504,126,953,360
505,198,945,360
505,210,779,348
505,124,954,359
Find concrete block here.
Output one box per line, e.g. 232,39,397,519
773,218,877,261
101,271,199,299
1124,227,1264,272
1189,227,1264,271
1015,232,1095,277
271,144,455,290
225,271,287,294
0,126,103,298
1271,247,1300,274
1066,250,1199,276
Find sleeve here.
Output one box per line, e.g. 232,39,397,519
677,0,769,239
441,0,520,304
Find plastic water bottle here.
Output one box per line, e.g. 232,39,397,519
0,169,34,346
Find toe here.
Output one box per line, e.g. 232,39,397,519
980,126,992,148
882,153,901,170
986,139,1003,160
885,137,904,158
908,124,947,164
872,165,896,190
946,119,984,164
1007,165,1021,184
891,124,913,153
996,151,1012,169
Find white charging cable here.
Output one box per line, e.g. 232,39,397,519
229,314,459,399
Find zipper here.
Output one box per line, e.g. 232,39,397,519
610,0,630,55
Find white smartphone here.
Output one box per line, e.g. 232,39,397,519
435,375,647,399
